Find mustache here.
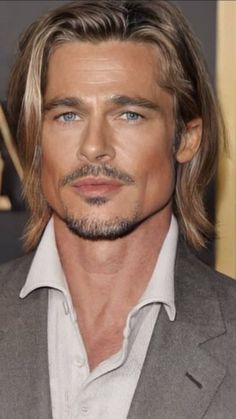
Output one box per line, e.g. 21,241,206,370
60,164,135,187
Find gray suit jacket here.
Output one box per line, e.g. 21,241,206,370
0,240,236,419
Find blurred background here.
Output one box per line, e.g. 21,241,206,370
0,0,235,278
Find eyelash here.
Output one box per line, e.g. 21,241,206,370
120,111,144,122
55,112,79,123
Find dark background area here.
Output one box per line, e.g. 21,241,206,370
0,0,217,264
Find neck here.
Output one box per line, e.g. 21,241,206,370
53,208,172,369
54,208,171,305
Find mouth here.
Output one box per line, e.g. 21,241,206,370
71,177,124,197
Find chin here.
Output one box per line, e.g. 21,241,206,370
63,213,141,241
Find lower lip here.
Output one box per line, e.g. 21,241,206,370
72,183,122,196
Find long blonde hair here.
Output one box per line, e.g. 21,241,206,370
7,0,225,251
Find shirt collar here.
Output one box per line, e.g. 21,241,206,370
20,215,178,321
20,218,69,298
136,215,178,321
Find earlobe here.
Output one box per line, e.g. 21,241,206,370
176,118,202,163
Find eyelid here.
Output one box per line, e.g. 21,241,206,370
119,110,144,120
54,110,81,122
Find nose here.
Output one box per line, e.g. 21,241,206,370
77,118,116,163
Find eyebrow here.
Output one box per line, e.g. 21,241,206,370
43,94,161,113
43,97,82,113
109,95,161,111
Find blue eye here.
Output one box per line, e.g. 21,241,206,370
57,112,79,122
126,112,140,120
121,111,143,122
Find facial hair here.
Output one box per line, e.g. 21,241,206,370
58,163,140,240
63,211,141,241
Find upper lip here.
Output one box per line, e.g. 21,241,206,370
72,177,124,187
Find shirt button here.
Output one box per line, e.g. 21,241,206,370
81,405,88,415
75,357,85,368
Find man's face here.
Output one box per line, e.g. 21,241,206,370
41,40,176,240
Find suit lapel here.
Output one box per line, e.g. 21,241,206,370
128,241,226,419
0,255,52,419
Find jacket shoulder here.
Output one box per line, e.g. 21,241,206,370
0,253,34,292
177,240,236,321
213,269,236,321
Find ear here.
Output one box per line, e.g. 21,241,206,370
176,118,202,163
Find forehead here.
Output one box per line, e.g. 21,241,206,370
45,40,169,102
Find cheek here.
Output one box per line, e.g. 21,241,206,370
148,155,175,188
41,122,78,170
40,141,63,204
40,128,74,190
135,139,175,210
133,133,174,182
40,156,57,204
41,141,57,180
146,154,175,190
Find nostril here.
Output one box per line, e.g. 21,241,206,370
96,154,110,160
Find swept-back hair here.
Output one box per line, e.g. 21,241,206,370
7,0,224,250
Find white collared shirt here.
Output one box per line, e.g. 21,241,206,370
20,216,178,419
